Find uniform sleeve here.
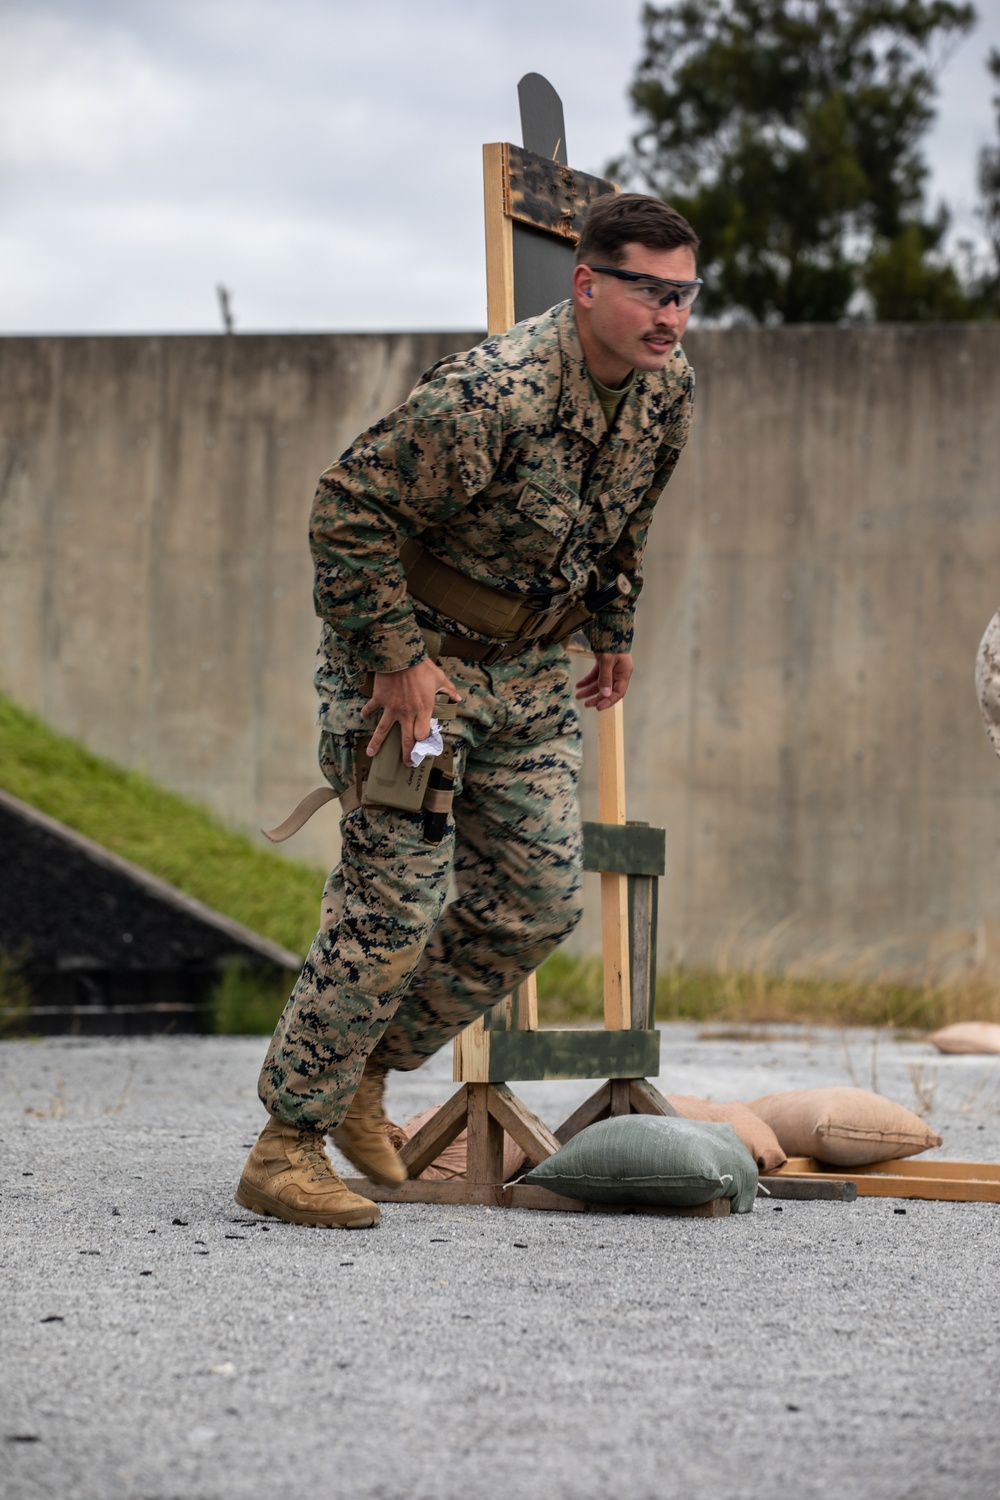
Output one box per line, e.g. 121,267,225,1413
585,370,694,656
310,380,503,672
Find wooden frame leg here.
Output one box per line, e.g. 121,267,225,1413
628,1079,676,1117
609,1079,631,1115
486,1083,561,1166
398,1085,470,1178
466,1082,505,1183
555,1081,612,1144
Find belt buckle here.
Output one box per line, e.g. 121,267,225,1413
523,601,560,640
482,641,508,666
529,596,576,642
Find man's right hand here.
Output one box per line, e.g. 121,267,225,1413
362,658,461,766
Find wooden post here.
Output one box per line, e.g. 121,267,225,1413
609,1079,631,1116
483,143,515,336
597,701,631,1029
510,973,538,1030
454,1014,490,1082
627,850,658,1030
465,1082,505,1183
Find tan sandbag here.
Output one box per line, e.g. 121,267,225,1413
929,1021,1000,1055
666,1095,786,1173
401,1105,527,1181
747,1086,942,1167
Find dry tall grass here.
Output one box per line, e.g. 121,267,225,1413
536,928,1000,1031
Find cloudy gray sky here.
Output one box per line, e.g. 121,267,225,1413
3,0,999,334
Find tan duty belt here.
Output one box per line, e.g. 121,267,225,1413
400,538,594,663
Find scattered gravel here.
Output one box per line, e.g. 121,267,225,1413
2,1024,998,1500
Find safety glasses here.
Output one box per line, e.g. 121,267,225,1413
588,265,703,311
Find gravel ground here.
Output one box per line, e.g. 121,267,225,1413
2,1023,999,1500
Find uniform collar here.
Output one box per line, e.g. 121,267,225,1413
555,302,609,447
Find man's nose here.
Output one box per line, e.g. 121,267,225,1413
654,298,682,328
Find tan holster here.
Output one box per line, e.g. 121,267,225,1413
262,692,459,842
356,693,459,813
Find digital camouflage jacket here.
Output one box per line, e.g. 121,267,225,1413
310,299,695,673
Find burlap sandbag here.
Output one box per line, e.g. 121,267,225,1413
747,1086,941,1167
929,1022,1000,1055
666,1095,786,1172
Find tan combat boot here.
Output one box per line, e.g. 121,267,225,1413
330,1061,407,1186
236,1115,380,1228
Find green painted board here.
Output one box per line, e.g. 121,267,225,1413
582,821,666,877
484,1028,660,1082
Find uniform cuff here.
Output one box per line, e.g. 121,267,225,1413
586,610,635,656
342,617,429,674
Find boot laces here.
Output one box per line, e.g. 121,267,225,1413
295,1127,334,1183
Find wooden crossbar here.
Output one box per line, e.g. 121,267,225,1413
456,1023,659,1084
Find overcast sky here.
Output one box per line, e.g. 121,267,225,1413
3,0,1000,335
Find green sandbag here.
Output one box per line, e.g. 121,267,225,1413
523,1115,759,1212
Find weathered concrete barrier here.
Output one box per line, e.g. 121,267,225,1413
3,326,999,973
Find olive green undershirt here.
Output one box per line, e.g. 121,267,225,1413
588,367,635,430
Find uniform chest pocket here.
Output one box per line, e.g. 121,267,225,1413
597,460,655,535
517,475,581,545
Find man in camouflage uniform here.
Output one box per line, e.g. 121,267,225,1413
237,194,700,1227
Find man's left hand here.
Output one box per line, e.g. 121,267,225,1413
574,652,633,711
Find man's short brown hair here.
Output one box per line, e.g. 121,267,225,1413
576,193,699,266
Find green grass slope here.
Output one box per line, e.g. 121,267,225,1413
0,694,324,962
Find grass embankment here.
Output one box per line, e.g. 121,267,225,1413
3,693,996,1037
0,694,319,1029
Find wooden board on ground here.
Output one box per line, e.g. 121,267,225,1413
759,1177,858,1202
342,1177,731,1217
764,1157,1000,1203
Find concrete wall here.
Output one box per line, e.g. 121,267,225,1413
3,327,1000,974
0,329,469,865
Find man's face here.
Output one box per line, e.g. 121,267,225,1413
573,241,698,386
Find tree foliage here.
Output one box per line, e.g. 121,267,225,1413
614,0,978,322
974,47,1000,308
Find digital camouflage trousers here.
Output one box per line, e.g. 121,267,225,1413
258,639,584,1132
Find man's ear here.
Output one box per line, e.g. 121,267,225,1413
572,263,595,308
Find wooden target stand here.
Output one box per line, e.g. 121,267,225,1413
344,76,724,1219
